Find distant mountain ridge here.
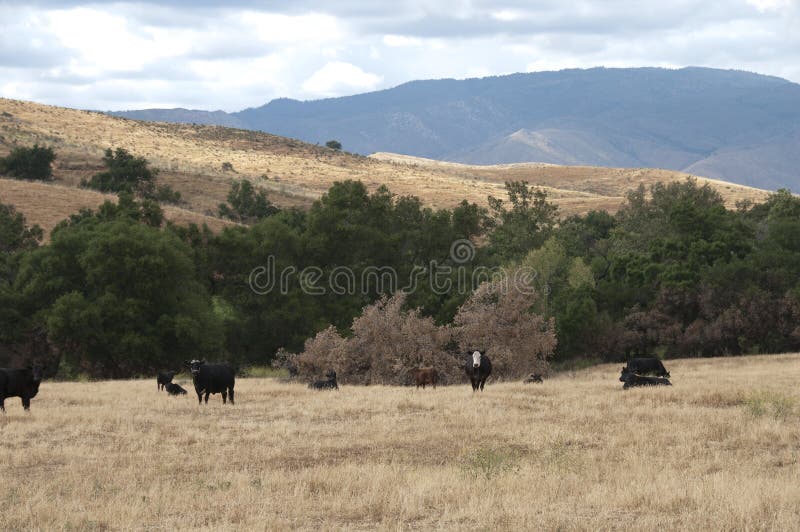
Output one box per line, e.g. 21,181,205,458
111,67,800,191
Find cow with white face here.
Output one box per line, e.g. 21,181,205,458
465,350,492,392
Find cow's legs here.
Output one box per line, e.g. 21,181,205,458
222,391,227,404
196,391,203,404
204,392,210,404
22,397,30,410
0,398,5,412
228,387,234,405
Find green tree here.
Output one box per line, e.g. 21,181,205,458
0,144,56,181
325,140,342,151
487,181,559,262
218,179,279,223
14,198,221,377
82,148,158,197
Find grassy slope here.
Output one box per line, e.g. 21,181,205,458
2,354,799,530
1,98,772,239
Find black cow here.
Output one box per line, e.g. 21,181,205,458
157,370,177,391
523,373,544,384
309,370,338,390
0,364,44,412
619,370,672,389
465,350,492,392
624,358,670,377
165,382,188,396
185,360,235,404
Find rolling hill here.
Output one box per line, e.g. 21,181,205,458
0,97,771,238
113,67,800,191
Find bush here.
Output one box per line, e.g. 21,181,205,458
153,184,182,205
292,292,459,385
0,144,55,181
454,270,557,378
218,179,278,223
325,140,342,151
82,148,158,197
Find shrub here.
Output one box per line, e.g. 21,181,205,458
293,292,459,385
325,140,342,151
82,148,158,197
454,270,557,378
0,144,55,180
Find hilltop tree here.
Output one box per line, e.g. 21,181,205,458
0,144,55,181
325,140,342,151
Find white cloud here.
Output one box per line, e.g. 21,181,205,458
0,1,798,111
301,61,383,97
382,34,423,47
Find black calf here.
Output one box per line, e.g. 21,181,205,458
309,370,338,390
165,382,188,396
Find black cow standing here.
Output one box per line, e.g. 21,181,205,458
0,364,44,412
165,382,188,396
157,370,177,391
465,350,492,392
624,358,670,378
185,360,235,405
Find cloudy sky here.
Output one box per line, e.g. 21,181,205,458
1,0,798,111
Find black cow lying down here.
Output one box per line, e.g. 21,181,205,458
185,359,236,404
165,382,188,396
0,364,44,412
309,370,338,390
620,371,672,389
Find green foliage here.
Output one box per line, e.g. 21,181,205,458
0,202,43,255
82,148,158,197
13,195,221,377
0,144,55,181
218,179,279,223
153,184,182,205
325,140,342,151
487,181,558,262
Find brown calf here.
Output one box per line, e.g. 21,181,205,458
411,368,438,389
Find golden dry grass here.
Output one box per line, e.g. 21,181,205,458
3,354,800,530
1,98,772,233
0,178,237,238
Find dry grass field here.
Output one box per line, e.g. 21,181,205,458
1,98,772,239
3,354,800,530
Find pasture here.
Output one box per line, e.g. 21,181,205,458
3,354,800,530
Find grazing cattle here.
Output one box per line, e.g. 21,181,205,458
465,351,492,392
523,373,544,384
165,382,188,396
411,367,438,389
157,370,177,391
184,360,235,405
624,358,670,377
0,364,44,412
309,370,338,390
619,370,672,389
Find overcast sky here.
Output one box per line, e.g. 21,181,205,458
1,0,798,112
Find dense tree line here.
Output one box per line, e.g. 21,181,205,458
2,146,799,377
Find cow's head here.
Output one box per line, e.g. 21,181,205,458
185,359,206,376
29,363,45,383
325,370,337,381
472,351,482,369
